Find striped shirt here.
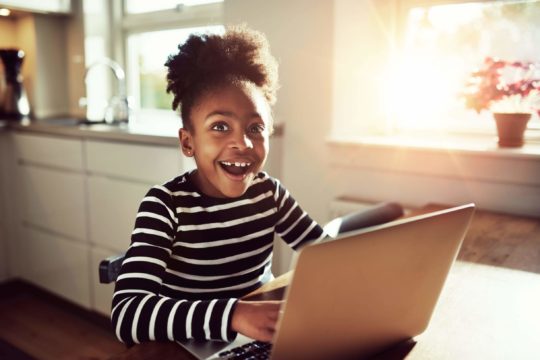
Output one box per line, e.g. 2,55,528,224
111,171,325,345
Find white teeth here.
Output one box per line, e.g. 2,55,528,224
221,161,251,167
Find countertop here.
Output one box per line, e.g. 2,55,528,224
0,118,180,147
0,118,284,146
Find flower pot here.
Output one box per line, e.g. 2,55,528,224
492,113,531,147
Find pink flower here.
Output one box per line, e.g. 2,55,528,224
463,57,540,115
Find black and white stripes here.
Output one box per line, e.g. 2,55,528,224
111,171,325,345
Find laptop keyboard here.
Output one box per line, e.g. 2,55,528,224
217,340,272,359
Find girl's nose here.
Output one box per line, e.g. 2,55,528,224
230,131,254,150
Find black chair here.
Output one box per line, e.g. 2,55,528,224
98,202,404,284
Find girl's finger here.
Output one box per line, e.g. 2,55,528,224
262,326,276,342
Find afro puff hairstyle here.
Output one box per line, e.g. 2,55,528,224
165,25,279,130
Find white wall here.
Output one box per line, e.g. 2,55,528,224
0,17,17,47
33,14,71,118
82,0,116,121
332,0,396,137
13,15,37,115
66,0,86,118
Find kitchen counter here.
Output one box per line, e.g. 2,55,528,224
1,118,180,147
1,118,285,146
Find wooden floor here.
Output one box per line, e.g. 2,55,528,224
0,283,125,360
0,206,538,360
444,206,540,274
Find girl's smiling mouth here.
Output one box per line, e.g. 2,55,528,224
219,160,253,178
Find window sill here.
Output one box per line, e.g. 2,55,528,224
327,133,540,190
326,132,540,217
328,133,540,161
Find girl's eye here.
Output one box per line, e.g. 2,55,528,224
211,122,229,132
249,124,266,134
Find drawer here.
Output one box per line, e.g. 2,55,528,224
13,133,83,171
19,165,87,241
17,226,91,308
85,140,195,183
87,175,149,251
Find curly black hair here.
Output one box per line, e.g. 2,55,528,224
165,25,279,130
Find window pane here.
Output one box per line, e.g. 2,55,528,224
125,0,222,14
388,0,540,132
126,26,224,111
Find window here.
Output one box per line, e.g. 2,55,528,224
120,0,224,125
125,25,224,119
124,0,222,14
387,0,540,135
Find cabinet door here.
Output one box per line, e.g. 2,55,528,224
14,133,83,171
88,176,149,252
85,140,194,184
0,133,11,282
19,165,86,241
16,225,91,308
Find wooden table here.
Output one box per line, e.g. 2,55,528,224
109,207,540,359
373,260,540,359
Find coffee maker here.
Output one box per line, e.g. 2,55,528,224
0,48,30,120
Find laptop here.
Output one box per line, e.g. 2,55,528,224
178,203,475,360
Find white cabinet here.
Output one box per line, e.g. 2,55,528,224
0,132,12,282
85,140,192,253
19,166,86,240
16,226,90,307
87,176,149,252
9,133,195,315
13,133,83,170
14,133,87,241
85,140,188,183
12,133,90,308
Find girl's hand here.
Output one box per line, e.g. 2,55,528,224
231,300,284,342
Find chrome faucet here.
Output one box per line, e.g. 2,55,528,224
82,58,131,124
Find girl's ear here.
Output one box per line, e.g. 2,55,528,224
179,128,194,157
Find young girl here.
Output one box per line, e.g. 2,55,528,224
111,25,326,346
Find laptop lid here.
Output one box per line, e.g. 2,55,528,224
270,203,475,360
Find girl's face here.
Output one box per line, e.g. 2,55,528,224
179,82,272,198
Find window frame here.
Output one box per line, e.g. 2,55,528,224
391,0,540,138
118,0,224,124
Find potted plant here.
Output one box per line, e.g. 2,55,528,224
463,57,540,147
